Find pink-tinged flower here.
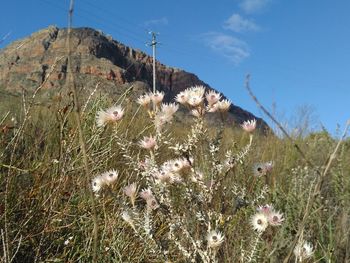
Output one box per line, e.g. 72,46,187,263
294,241,314,261
96,105,124,127
137,94,151,108
205,90,221,106
207,230,225,249
139,135,157,150
251,212,269,232
175,91,189,105
257,204,274,215
216,99,231,112
268,211,284,226
124,183,138,206
241,119,257,133
146,197,159,210
139,188,154,201
150,91,165,105
161,103,179,117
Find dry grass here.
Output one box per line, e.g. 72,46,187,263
0,85,349,263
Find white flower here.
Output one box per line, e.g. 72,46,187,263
139,135,157,150
175,91,189,104
253,161,274,177
241,119,256,133
251,212,268,232
161,103,179,117
216,99,231,112
102,170,118,185
137,94,151,107
187,95,204,107
207,230,224,249
205,90,221,106
188,85,206,97
92,176,105,193
155,168,176,184
64,236,73,246
294,240,314,261
171,158,191,174
96,105,124,127
150,91,165,105
154,111,174,131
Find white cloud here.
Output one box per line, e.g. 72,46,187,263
224,13,260,32
144,17,168,28
239,0,271,14
201,32,250,65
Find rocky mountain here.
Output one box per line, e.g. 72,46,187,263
0,26,269,131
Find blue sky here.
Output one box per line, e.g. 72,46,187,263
1,0,349,136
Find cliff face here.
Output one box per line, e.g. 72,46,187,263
0,26,269,130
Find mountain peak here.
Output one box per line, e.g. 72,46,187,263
0,26,269,131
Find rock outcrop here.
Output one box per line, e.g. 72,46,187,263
0,26,269,131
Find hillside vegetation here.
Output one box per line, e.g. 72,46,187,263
0,83,349,263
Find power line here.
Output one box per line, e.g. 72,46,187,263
82,0,148,32
39,0,146,46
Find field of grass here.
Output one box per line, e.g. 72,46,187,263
0,83,349,263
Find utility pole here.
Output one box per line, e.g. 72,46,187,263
147,31,158,93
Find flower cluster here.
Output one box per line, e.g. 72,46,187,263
250,204,284,232
91,170,118,193
91,87,292,262
154,102,179,131
154,158,192,184
137,91,180,130
137,91,165,109
175,86,232,117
